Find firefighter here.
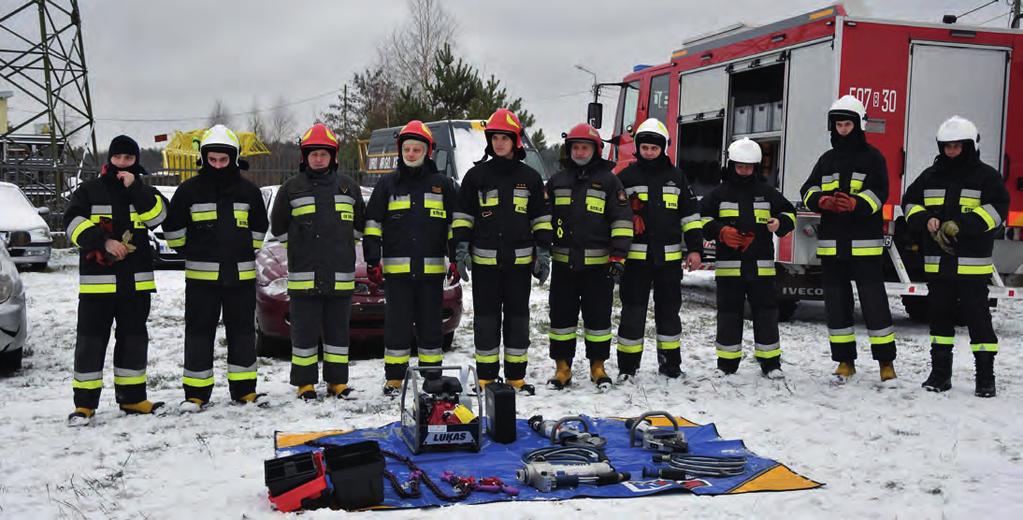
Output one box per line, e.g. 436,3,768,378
546,123,633,391
800,95,897,382
453,109,551,395
271,123,365,401
163,124,269,411
701,138,795,378
64,135,168,426
903,116,1008,397
363,120,461,396
615,118,703,382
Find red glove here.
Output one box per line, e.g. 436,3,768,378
739,232,755,251
630,196,646,235
833,192,857,213
367,263,384,285
818,195,840,213
447,262,460,283
718,226,746,250
632,215,646,235
85,249,113,266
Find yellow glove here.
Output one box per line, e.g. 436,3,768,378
932,220,959,255
121,230,137,254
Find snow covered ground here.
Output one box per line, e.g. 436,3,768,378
1,249,1021,519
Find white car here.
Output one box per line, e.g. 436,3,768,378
0,181,52,270
148,185,183,269
0,238,28,374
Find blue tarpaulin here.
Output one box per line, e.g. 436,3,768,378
274,415,822,509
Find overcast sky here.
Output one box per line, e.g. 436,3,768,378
1,0,1010,150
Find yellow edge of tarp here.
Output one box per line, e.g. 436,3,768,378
607,415,702,428
727,464,824,494
274,429,353,449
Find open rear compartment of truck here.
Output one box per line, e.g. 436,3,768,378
610,4,1023,321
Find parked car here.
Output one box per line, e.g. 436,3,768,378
0,181,51,270
254,185,464,358
0,235,28,374
362,119,549,185
148,185,184,269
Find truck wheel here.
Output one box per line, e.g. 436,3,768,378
777,299,798,322
0,348,23,375
256,330,290,360
901,296,929,323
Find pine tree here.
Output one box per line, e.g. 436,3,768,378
426,44,481,120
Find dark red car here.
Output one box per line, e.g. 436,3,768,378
254,186,463,358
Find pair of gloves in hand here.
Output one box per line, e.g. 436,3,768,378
818,191,858,213
452,243,554,284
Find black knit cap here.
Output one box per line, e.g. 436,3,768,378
108,135,140,160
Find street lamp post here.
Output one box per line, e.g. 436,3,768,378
574,64,599,100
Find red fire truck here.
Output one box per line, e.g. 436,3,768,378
592,3,1023,320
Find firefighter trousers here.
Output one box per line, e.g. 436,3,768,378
471,265,531,381
822,258,896,363
616,262,682,374
383,277,444,381
928,279,997,356
182,283,257,402
548,264,613,362
289,294,352,386
715,277,781,365
72,294,151,409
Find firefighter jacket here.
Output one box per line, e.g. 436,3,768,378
800,133,889,258
363,159,459,278
453,156,552,267
903,153,1009,280
270,168,366,296
163,165,269,285
700,169,796,280
64,165,168,297
618,154,703,265
546,157,634,270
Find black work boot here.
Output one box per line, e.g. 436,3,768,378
974,351,996,398
717,357,740,375
657,349,683,378
758,356,784,380
921,347,953,393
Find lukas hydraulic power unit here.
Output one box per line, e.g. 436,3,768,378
399,365,484,454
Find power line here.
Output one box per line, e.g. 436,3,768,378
977,9,1012,25
6,87,343,123
958,0,999,18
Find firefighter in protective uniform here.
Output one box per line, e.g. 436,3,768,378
163,124,269,410
800,95,897,382
271,123,366,401
615,118,703,382
701,138,795,378
453,109,552,395
363,120,461,395
902,115,1008,397
64,135,169,425
545,123,633,391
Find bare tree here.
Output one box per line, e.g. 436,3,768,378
380,0,457,97
207,98,233,128
247,99,266,141
267,95,296,145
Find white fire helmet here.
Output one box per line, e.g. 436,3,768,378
828,95,867,131
936,115,979,150
634,118,670,145
727,137,762,164
199,124,241,165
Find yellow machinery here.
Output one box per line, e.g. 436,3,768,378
161,128,271,180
